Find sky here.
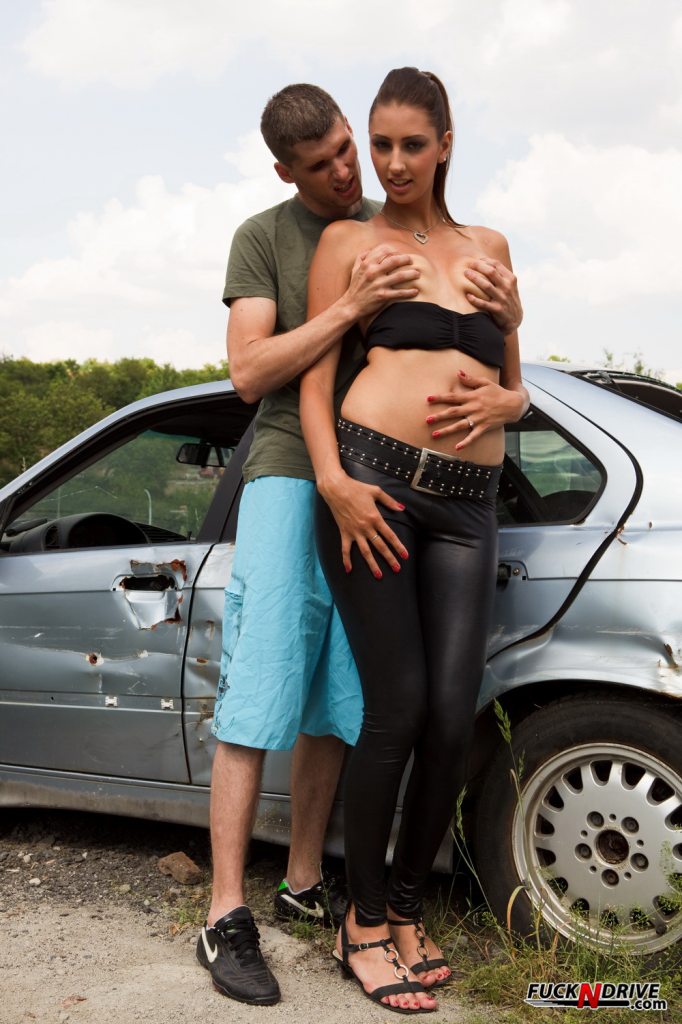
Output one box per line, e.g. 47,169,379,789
1,0,681,380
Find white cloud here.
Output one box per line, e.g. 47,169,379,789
477,134,682,304
0,132,289,365
20,321,116,363
21,0,682,147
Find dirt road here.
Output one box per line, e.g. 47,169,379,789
0,809,488,1024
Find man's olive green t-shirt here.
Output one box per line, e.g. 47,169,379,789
223,195,381,483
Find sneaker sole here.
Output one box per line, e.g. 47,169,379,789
196,946,280,1005
211,979,280,1005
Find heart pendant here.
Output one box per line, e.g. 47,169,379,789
413,231,428,244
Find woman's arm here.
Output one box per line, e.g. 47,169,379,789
300,224,408,577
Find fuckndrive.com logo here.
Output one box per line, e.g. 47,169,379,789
525,981,667,1011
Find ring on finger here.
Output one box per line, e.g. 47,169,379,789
369,532,380,542
467,418,475,430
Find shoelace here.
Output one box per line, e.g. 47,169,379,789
215,918,263,965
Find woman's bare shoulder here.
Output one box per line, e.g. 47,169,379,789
464,224,510,259
320,217,378,248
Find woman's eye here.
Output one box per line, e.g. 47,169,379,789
406,142,424,152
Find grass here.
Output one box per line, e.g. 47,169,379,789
422,889,682,1023
416,699,682,1022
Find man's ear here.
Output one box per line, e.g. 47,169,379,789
274,161,295,184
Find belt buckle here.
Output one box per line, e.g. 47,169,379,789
409,447,446,494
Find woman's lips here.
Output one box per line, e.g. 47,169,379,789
387,179,412,194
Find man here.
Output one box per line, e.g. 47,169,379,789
197,84,523,1006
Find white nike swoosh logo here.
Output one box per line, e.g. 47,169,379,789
282,894,325,919
202,929,219,963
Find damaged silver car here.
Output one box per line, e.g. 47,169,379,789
1,364,681,954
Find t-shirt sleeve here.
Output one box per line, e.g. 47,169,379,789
223,219,277,307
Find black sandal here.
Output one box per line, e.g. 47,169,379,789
387,915,451,989
333,917,436,1014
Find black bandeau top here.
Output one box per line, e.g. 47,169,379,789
364,301,505,369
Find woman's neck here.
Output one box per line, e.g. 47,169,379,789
381,196,442,233
378,195,444,235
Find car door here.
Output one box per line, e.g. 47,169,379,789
0,390,252,783
486,381,638,674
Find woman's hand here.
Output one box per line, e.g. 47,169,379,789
318,472,408,578
425,370,528,451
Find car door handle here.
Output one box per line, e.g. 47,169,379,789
118,573,177,592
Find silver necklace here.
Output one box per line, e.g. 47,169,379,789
381,207,444,244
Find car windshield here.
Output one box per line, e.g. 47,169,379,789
571,370,682,422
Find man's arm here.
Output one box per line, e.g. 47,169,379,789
228,243,419,404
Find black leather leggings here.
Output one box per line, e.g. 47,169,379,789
315,451,498,926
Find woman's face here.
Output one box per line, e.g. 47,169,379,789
369,102,451,204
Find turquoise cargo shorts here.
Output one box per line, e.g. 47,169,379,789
212,476,363,751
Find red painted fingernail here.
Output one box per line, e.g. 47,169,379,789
400,550,409,559
392,563,400,573
432,430,441,438
458,370,466,377
425,415,435,424
455,443,463,450
374,570,383,579
426,395,435,402
345,566,351,574
397,503,405,510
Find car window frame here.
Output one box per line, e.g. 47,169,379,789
499,406,607,528
1,392,255,548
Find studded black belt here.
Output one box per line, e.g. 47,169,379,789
337,417,501,501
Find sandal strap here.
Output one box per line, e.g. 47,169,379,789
386,917,422,927
412,958,449,974
343,936,393,954
370,981,426,998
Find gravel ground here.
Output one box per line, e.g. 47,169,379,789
0,808,494,1024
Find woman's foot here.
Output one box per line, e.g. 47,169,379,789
387,908,451,988
336,904,438,1012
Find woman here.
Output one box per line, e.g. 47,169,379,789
300,67,528,1014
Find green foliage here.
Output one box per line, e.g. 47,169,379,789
0,355,229,488
600,347,663,380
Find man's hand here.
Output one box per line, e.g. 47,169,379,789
318,471,409,577
426,370,527,451
344,243,420,321
464,257,522,334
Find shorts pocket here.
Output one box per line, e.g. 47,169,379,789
216,578,244,699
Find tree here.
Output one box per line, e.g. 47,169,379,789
0,356,231,488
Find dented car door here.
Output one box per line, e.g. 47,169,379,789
0,541,211,781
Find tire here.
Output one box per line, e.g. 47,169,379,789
473,693,682,954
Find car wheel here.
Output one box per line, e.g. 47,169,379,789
473,694,682,954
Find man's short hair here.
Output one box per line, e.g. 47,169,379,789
260,84,343,164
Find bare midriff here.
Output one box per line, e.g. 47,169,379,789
340,251,505,467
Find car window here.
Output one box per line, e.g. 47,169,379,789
2,397,252,551
573,371,682,422
498,409,604,525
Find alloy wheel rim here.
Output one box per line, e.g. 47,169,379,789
511,743,682,952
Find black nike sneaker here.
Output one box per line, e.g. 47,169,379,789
273,873,347,927
196,906,280,1005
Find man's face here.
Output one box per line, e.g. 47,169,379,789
275,118,363,219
